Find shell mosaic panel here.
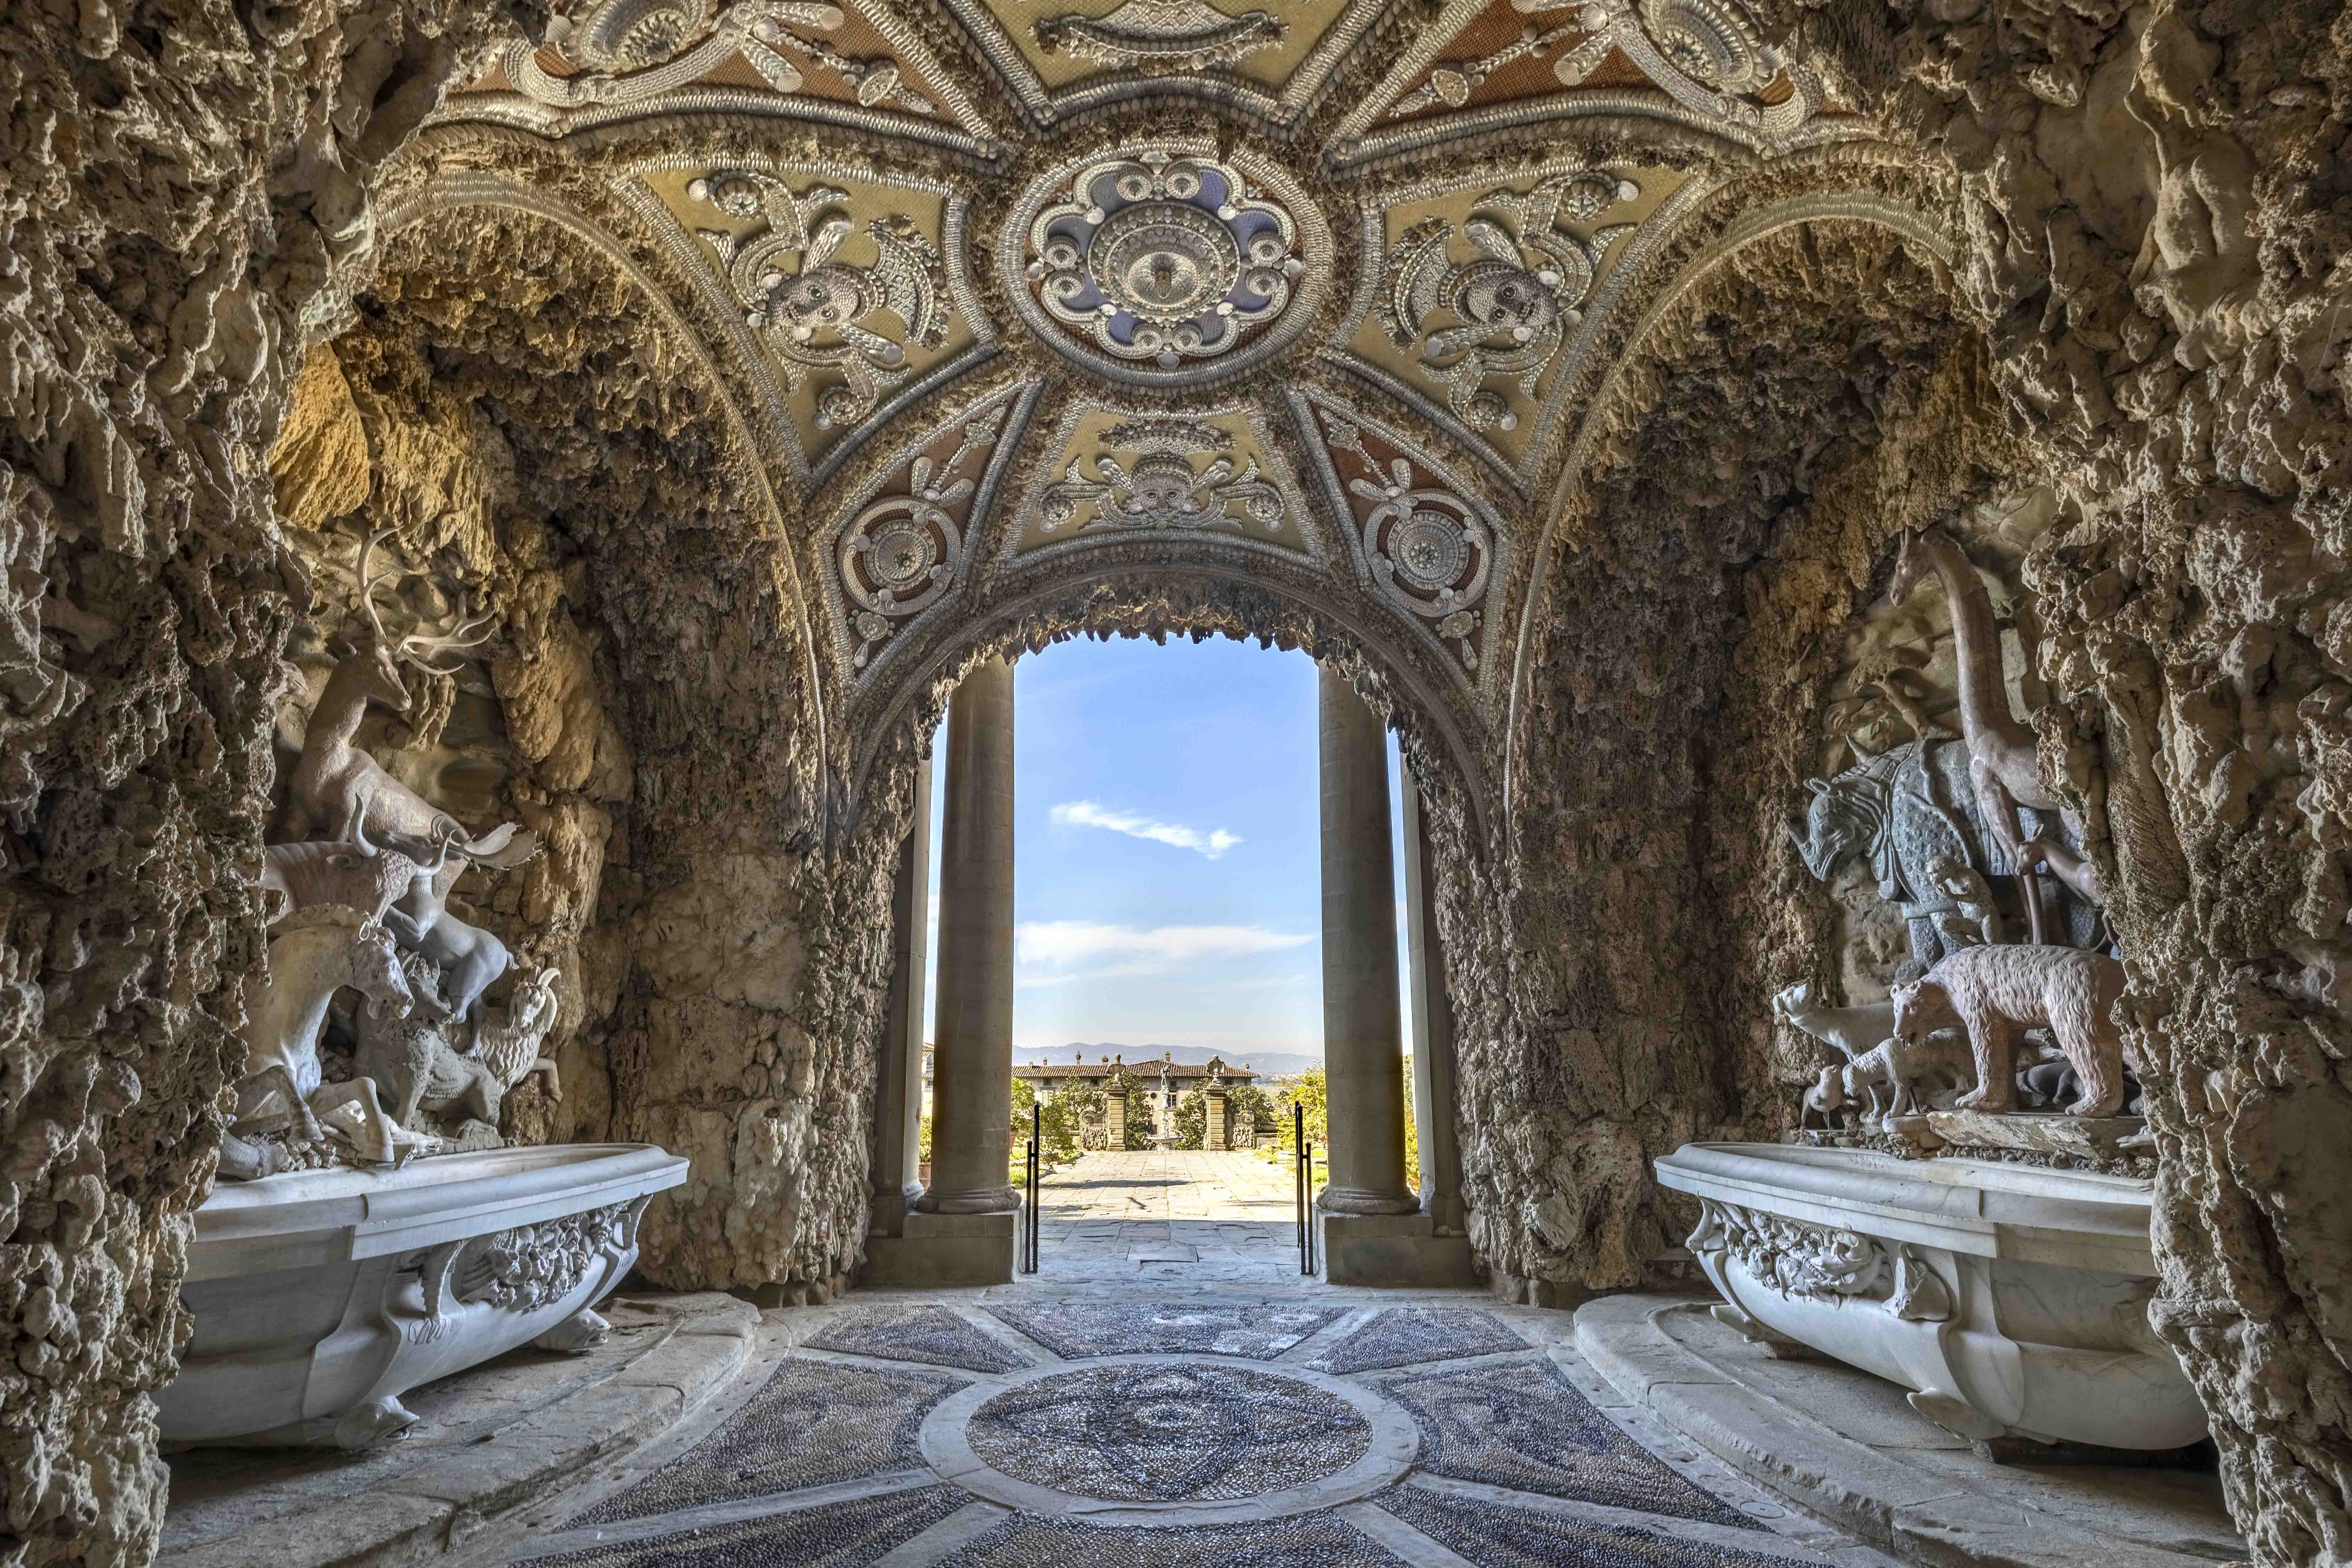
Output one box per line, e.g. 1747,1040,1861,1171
967,1364,1369,1502
531,1484,970,1566
1376,1483,1810,1568
568,1358,959,1525
984,1300,1342,1359
803,1304,1027,1373
1373,1354,1752,1528
1310,1307,1530,1372
933,1508,1409,1567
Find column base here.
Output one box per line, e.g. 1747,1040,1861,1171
861,1209,1017,1287
867,1181,925,1239
1317,1210,1479,1288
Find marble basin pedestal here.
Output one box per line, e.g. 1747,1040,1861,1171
1654,1142,2205,1451
159,1143,688,1450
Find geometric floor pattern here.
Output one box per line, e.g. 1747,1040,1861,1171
503,1157,1901,1568
1375,1353,1761,1528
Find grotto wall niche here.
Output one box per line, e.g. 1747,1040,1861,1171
1453,217,2007,1301
1751,0,2352,1557
345,203,897,1296
264,337,635,1155
0,0,540,1560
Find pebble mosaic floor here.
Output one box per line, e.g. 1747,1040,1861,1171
503,1158,1898,1568
510,1298,1896,1568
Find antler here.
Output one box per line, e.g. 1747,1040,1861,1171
397,600,497,674
356,529,398,647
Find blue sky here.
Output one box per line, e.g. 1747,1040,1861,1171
923,635,1411,1060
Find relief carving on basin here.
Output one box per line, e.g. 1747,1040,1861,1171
159,1143,688,1449
1654,1142,2205,1451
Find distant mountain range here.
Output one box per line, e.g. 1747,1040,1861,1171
1023,1043,1324,1078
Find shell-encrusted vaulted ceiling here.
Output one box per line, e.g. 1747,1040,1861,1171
410,0,1949,790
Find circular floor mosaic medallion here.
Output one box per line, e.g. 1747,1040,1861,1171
967,1364,1370,1502
922,1353,1419,1525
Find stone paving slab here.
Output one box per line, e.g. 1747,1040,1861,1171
160,1293,758,1568
1573,1294,2244,1568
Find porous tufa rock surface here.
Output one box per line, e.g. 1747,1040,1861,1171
0,0,539,1559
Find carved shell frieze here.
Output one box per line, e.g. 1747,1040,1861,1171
1301,395,1501,691
423,1198,646,1318
1377,171,1639,434
826,384,1030,682
1689,1198,1952,1322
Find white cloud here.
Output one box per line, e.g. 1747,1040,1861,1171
1016,921,1314,969
1049,799,1242,860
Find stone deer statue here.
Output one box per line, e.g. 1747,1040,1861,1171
284,529,539,873
1815,1032,1976,1126
1890,943,2131,1118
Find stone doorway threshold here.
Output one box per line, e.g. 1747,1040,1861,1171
1574,1295,2244,1568
157,1292,758,1568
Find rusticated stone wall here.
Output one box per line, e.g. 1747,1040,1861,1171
0,0,535,1560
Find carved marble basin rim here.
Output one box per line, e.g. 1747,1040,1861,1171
1657,1141,2202,1450
162,1142,687,1449
184,1141,690,1280
1658,1141,2155,1276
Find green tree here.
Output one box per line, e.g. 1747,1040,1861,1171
1011,1077,1083,1175
1107,1066,1155,1149
1172,1089,1206,1149
1277,1067,1328,1148
1402,1054,1420,1192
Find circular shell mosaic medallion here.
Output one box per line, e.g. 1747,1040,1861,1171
922,1353,1419,1525
968,1364,1369,1501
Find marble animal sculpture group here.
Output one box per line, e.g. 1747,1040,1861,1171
1892,943,2133,1119
1779,530,2131,1128
224,532,558,1177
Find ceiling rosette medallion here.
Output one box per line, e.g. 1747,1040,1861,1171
1331,0,1843,165
1003,144,1331,389
945,0,1386,125
620,158,991,486
441,0,995,151
1006,405,1321,565
825,384,1035,683
1295,393,1504,694
1333,161,1703,487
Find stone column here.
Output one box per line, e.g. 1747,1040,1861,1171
1206,1079,1228,1151
1317,668,1418,1216
871,657,1018,1285
1401,783,1469,1235
922,654,1018,1214
866,750,933,1240
1314,669,1477,1286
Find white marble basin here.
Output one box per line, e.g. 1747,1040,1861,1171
160,1142,687,1449
1655,1142,2206,1450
